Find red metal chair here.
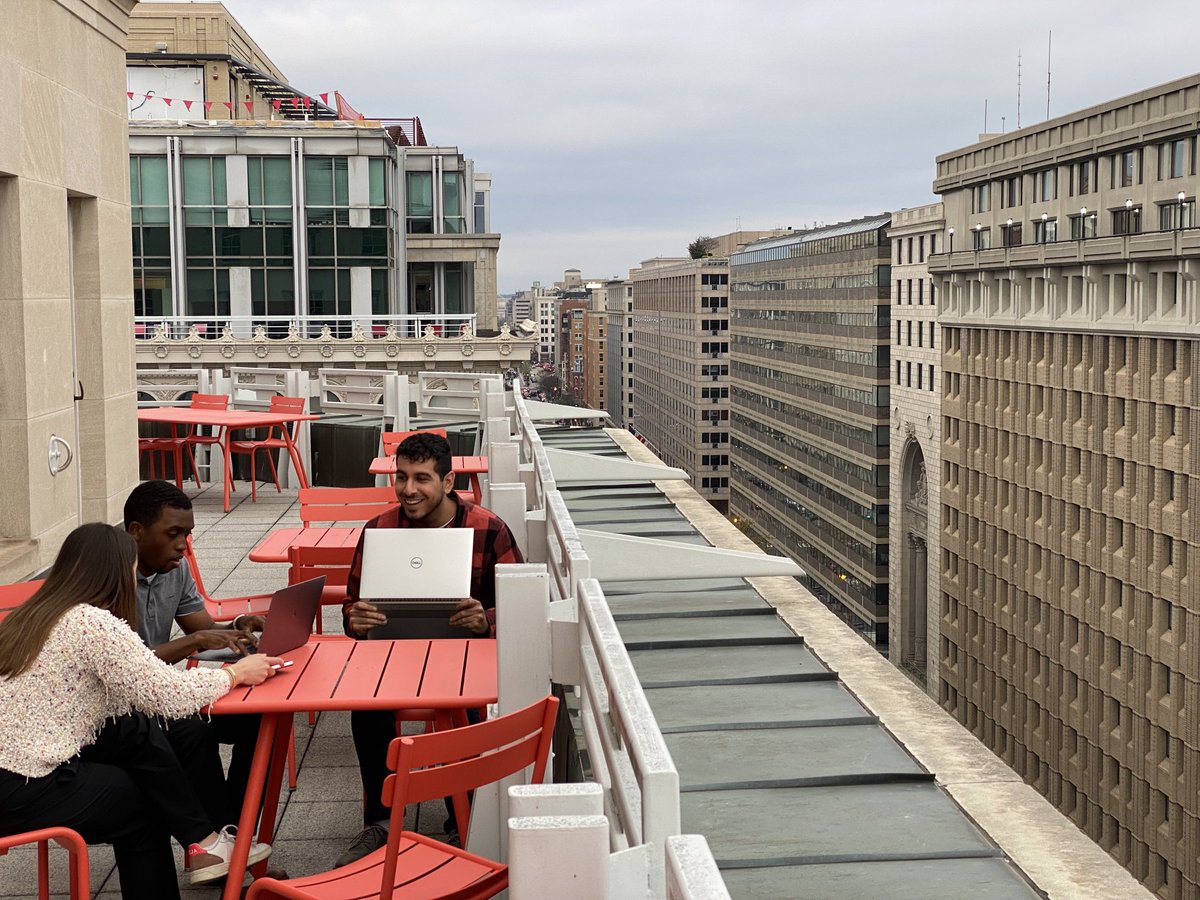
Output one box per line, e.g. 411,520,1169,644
139,393,232,490
298,486,397,526
288,544,357,635
0,827,90,900
0,580,44,622
183,537,274,622
245,695,559,900
180,393,231,489
228,395,308,501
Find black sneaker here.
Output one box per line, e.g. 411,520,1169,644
334,824,388,869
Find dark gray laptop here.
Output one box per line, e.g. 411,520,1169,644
194,575,327,662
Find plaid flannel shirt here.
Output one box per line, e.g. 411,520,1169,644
343,493,523,637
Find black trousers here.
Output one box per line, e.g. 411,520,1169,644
162,712,261,828
0,712,211,900
351,708,479,831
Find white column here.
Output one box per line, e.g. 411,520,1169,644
226,154,249,227
350,266,373,332
229,267,252,337
509,815,608,900
348,155,370,228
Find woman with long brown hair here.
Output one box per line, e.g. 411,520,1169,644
0,523,282,899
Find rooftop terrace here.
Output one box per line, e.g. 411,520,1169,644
0,379,1154,898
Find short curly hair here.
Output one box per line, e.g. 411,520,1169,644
395,432,452,478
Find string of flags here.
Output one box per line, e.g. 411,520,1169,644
125,90,363,119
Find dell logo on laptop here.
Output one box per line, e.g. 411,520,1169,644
409,556,424,569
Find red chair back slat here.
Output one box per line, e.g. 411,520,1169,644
381,427,448,456
0,827,90,899
190,393,230,410
381,695,559,846
288,544,356,587
0,579,44,622
298,486,397,525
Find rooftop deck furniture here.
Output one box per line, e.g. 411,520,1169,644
0,827,90,900
229,396,311,501
184,537,274,621
297,486,398,527
0,579,43,621
208,637,499,900
244,695,558,900
249,525,365,565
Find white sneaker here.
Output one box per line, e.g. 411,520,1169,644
188,824,273,885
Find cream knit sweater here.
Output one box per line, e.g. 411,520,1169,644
0,603,230,778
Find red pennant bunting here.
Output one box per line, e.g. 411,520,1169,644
302,96,311,109
243,101,254,114
289,96,299,109
319,92,329,105
271,99,282,111
126,91,134,100
204,101,214,111
222,101,233,111
182,100,194,111
162,97,174,107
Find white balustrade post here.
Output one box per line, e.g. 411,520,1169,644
488,483,528,559
665,836,732,900
509,783,603,818
509,815,608,900
487,440,519,487
467,563,552,863
207,369,230,486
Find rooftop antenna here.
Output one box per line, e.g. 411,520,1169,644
1017,48,1022,128
1045,31,1053,120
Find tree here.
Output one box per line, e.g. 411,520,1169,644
688,235,718,259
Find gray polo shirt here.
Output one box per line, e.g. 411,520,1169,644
135,563,205,648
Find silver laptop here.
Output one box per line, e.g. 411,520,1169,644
359,529,474,639
194,575,327,662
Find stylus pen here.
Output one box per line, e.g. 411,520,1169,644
270,660,295,670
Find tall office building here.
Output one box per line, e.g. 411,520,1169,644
604,277,634,428
729,217,892,644
583,309,608,412
887,202,945,691
630,257,733,511
558,300,587,400
930,74,1200,899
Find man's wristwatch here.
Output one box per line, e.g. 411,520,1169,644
232,614,246,631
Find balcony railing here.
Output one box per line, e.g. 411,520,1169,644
134,313,476,341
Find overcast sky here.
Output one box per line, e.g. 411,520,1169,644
214,0,1200,293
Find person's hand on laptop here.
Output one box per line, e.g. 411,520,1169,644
232,614,265,635
449,598,490,635
191,627,257,656
346,600,388,637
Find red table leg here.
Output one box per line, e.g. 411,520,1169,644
220,713,280,900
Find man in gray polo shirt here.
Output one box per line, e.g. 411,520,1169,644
124,480,263,829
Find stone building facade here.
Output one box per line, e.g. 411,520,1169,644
930,74,1200,899
887,202,945,691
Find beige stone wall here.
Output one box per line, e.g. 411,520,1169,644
0,0,139,579
887,203,944,694
932,74,1200,899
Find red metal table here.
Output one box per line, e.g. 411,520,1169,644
369,454,489,502
248,525,364,563
208,638,497,900
137,408,321,512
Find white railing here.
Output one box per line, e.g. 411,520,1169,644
134,313,477,341
488,376,729,899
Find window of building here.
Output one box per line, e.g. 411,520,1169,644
906,237,913,262
917,364,923,390
130,155,173,317
917,321,923,346
906,321,912,345
1160,139,1190,179
905,361,912,386
895,361,901,384
1001,221,1022,247
1033,217,1057,243
1112,204,1142,235
929,234,937,254
1158,197,1196,230
1074,159,1094,195
973,183,991,213
1002,175,1021,208
1116,149,1139,188
406,171,433,233
473,190,487,233
918,235,925,262
1035,168,1056,201
971,227,991,250
1069,212,1098,240
917,280,924,304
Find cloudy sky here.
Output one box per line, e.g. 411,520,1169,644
215,0,1199,292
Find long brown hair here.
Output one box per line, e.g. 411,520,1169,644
0,523,138,678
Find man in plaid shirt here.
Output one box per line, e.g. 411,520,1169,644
337,432,522,865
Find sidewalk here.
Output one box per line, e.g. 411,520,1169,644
1,481,451,899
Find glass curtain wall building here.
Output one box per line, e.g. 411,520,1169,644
729,216,893,645
129,123,496,328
